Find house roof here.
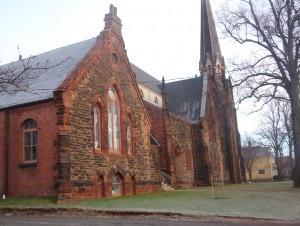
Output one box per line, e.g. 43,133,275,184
165,77,203,123
130,63,161,94
0,38,97,109
241,146,272,157
1,37,206,125
0,38,161,110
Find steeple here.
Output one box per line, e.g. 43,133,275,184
200,0,222,71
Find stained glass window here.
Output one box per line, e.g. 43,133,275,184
108,87,120,152
23,120,37,162
127,119,131,154
94,107,101,148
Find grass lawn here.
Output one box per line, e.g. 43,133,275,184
0,181,299,221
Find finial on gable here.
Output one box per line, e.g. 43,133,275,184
110,4,117,16
104,4,122,34
162,76,166,89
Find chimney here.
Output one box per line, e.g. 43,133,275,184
104,4,122,35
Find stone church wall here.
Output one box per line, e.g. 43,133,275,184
58,35,160,200
169,115,194,187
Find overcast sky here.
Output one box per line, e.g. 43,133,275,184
0,0,259,135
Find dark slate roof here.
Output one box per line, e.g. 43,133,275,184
200,0,222,65
165,77,203,123
130,63,161,93
241,146,272,157
0,38,97,109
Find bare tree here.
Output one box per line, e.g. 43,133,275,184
241,134,259,181
256,100,287,178
0,55,70,95
217,0,300,187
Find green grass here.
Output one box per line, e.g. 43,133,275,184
0,196,56,207
1,181,300,221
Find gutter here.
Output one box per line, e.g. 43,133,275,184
0,98,53,111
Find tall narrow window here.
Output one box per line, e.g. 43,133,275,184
126,119,132,154
112,174,121,196
94,107,101,148
23,120,37,162
154,97,159,105
108,87,120,152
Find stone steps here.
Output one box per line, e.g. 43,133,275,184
161,182,174,191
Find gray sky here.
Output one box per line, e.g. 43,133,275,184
0,0,259,135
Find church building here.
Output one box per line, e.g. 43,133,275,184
0,0,244,201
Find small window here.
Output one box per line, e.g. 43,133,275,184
208,65,212,74
112,174,122,196
216,65,221,74
259,169,265,174
140,89,144,98
154,97,159,105
126,119,132,154
23,120,38,162
94,107,101,149
112,53,118,65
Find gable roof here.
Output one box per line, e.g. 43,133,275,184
241,146,272,157
0,38,162,110
130,63,161,94
0,38,97,109
0,38,206,125
165,77,203,123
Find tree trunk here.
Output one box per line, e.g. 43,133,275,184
249,170,252,182
290,81,300,187
289,141,294,170
274,150,282,179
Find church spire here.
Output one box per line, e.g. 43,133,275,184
200,0,222,70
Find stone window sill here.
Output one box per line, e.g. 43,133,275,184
18,163,38,168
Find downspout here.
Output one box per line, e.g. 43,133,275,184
4,110,9,196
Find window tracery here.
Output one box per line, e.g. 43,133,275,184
108,87,120,152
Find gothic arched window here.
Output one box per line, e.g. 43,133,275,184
126,118,132,154
94,107,101,149
112,174,123,196
108,87,120,152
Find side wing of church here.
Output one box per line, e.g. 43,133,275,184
0,1,245,201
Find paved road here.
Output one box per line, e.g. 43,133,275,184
0,215,298,226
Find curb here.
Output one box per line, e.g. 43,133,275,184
0,207,299,224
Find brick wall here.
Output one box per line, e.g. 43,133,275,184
3,101,58,197
144,101,168,171
0,111,6,195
